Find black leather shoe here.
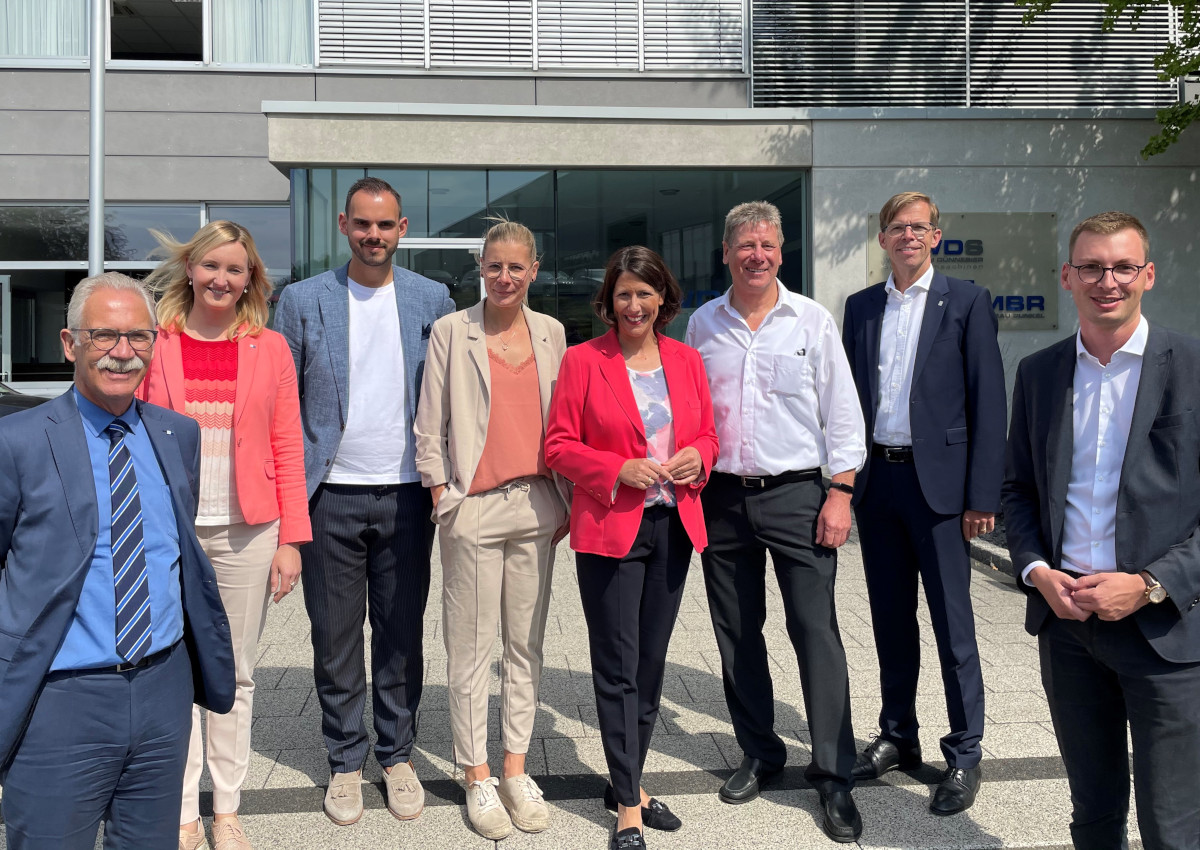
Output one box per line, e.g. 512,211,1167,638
718,756,784,804
851,737,922,781
930,766,982,816
819,790,863,843
610,826,647,850
603,784,682,831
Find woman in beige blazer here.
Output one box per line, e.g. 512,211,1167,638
414,219,569,840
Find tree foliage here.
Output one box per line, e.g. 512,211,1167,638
1017,0,1199,157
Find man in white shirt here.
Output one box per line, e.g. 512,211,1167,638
1003,211,1200,850
685,201,867,843
275,177,454,828
842,192,1007,816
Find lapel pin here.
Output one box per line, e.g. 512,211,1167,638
938,300,944,307
250,343,256,349
165,429,173,435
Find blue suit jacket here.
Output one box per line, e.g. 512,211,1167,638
273,263,455,498
843,271,1007,516
0,391,236,770
1003,325,1200,663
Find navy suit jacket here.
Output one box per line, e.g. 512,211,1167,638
843,271,1007,516
1003,325,1200,663
273,263,455,498
0,391,235,770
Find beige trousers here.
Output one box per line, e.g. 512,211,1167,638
440,476,562,767
181,520,279,822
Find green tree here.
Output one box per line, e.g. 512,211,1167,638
1018,0,1199,157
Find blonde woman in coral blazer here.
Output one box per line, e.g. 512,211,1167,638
139,220,310,850
414,220,568,841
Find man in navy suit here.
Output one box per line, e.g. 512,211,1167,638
1004,211,1200,850
274,177,454,827
0,272,234,849
842,192,1007,815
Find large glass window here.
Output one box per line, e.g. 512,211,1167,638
213,0,313,65
110,0,203,62
292,168,809,345
0,0,88,59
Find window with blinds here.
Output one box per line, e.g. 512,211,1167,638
318,0,425,66
538,0,640,69
315,0,747,72
753,0,1177,108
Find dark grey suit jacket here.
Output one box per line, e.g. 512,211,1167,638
843,271,1007,515
1003,324,1200,663
273,263,455,498
0,391,236,770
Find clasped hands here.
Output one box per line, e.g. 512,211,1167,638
618,447,703,490
1030,566,1148,622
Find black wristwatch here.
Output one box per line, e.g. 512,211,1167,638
828,481,855,495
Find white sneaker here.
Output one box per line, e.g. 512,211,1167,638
323,770,364,826
498,774,550,833
466,776,513,839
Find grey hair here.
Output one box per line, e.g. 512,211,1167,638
66,271,157,332
723,201,785,248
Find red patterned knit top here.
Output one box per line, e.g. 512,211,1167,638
180,333,242,524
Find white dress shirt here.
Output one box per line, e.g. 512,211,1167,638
873,267,933,446
1021,316,1148,584
685,279,866,477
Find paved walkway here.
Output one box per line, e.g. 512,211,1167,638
3,526,1127,849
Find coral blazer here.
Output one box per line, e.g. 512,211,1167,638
138,326,311,546
545,330,719,559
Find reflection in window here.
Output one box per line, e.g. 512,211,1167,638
110,0,202,61
207,205,291,270
105,206,202,261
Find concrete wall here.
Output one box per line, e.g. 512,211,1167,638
809,117,1200,389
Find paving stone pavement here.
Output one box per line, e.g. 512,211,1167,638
1,525,1140,849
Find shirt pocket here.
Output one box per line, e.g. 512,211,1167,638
770,353,813,397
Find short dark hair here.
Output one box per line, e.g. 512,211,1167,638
344,177,403,217
593,246,682,332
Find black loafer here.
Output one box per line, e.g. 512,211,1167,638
851,737,922,781
930,766,981,816
718,756,784,804
602,784,681,831
819,790,863,843
610,826,647,850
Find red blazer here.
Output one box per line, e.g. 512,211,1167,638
138,327,312,546
545,330,719,559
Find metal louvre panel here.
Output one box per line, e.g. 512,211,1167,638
318,0,425,66
429,1,534,67
538,0,640,68
643,0,745,70
968,0,1175,107
753,0,965,106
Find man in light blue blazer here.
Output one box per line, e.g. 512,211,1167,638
274,177,454,827
0,273,234,849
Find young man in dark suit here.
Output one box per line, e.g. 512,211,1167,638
1004,211,1200,850
843,192,1007,815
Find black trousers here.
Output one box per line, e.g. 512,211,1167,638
1040,614,1200,850
700,474,856,792
576,506,692,808
854,458,985,768
302,482,435,774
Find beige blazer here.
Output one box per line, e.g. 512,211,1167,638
414,300,570,521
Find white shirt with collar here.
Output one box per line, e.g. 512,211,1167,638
685,278,866,477
873,265,934,446
1020,316,1149,584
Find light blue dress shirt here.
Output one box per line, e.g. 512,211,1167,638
50,390,185,671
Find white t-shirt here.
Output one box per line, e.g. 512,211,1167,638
325,278,418,484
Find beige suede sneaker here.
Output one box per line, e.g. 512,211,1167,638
178,822,209,850
466,776,513,839
384,761,425,820
498,774,550,833
211,817,252,850
323,770,364,826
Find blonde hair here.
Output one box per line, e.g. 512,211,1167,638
879,192,940,230
481,216,538,265
1069,211,1150,261
144,220,272,338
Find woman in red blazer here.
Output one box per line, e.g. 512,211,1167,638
140,221,311,850
545,246,718,850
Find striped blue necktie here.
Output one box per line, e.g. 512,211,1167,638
107,420,152,664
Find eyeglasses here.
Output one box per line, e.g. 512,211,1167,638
883,222,936,238
1066,262,1148,285
482,264,530,282
71,328,158,351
